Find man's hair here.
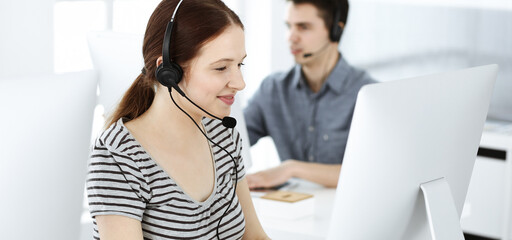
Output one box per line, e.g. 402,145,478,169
287,0,349,32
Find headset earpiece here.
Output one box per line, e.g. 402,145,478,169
329,5,343,42
155,11,185,97
155,61,185,96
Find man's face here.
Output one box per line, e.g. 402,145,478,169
285,2,330,64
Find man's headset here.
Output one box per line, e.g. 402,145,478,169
154,0,239,239
304,1,344,58
329,1,343,42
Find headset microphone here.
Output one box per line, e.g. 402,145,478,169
302,41,331,58
221,116,237,128
177,90,237,128
303,53,313,58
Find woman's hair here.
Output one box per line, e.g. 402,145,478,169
105,0,244,127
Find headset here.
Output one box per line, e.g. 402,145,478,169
154,0,239,239
155,0,184,96
155,0,236,128
329,1,343,42
303,0,344,58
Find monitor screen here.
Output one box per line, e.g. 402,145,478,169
230,94,253,169
327,65,498,239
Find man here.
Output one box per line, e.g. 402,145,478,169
243,0,376,189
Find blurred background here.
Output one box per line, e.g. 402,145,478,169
2,0,511,118
0,0,511,239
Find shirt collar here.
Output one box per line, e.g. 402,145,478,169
291,64,304,89
292,53,351,95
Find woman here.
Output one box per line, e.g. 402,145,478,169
86,0,269,239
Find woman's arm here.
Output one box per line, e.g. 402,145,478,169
236,178,271,240
95,215,144,240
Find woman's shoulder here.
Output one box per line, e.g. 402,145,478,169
94,118,133,152
90,118,148,180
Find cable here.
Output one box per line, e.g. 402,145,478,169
169,89,238,240
182,94,222,121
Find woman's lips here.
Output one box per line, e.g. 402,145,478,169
218,95,235,105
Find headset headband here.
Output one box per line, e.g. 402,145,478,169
162,0,184,67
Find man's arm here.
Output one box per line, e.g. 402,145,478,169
246,160,341,189
244,75,280,146
243,94,268,146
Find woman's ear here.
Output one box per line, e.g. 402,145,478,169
156,56,163,67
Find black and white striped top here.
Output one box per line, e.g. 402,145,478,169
86,118,246,239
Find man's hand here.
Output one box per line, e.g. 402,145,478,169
246,160,296,189
247,160,341,189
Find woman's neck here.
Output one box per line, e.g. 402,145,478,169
132,87,206,145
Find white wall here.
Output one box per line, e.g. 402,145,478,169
253,0,512,122
270,0,294,73
0,0,54,78
341,0,512,121
239,0,273,102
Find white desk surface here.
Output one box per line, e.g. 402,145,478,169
248,122,512,240
251,179,336,240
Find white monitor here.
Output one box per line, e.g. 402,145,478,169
0,71,97,240
230,96,253,169
327,64,498,240
87,31,144,116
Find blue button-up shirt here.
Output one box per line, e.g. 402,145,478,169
243,55,376,164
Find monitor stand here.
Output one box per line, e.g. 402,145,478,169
420,177,465,240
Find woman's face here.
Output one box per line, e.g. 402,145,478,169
180,24,246,118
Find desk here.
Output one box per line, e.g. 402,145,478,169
461,120,512,239
251,179,336,240
250,122,512,239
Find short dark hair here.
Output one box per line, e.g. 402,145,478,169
287,0,349,31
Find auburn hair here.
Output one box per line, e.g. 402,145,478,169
105,0,244,128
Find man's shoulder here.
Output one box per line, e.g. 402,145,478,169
338,58,377,86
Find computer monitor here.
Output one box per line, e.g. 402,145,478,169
326,64,498,240
87,31,144,116
230,95,253,169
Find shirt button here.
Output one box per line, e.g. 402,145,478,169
323,134,329,141
309,155,314,161
308,126,315,132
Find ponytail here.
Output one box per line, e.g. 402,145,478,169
104,73,155,128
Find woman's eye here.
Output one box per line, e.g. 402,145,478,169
215,66,227,71
238,63,245,68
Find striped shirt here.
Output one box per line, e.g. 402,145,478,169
86,117,246,239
